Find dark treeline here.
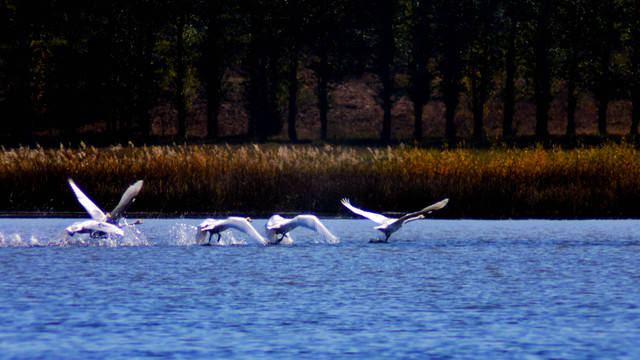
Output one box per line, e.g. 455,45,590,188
1,0,639,144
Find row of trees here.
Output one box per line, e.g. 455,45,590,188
2,0,640,143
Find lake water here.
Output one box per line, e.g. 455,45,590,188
1,218,639,359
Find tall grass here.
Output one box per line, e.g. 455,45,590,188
2,142,640,218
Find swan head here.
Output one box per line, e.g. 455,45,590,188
195,229,209,244
64,222,86,236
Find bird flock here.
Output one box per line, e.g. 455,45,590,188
63,179,448,244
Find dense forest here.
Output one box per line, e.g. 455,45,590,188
1,0,639,144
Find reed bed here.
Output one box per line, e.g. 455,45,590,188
2,142,640,218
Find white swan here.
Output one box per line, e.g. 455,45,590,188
64,220,124,237
64,179,144,237
341,198,448,242
266,214,339,244
196,217,267,245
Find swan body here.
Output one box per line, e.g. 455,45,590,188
65,179,144,237
64,220,124,238
196,217,267,245
341,198,448,242
266,214,339,244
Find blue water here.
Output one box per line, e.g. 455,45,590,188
1,218,640,359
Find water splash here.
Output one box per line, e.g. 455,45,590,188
278,233,341,245
0,222,150,247
202,233,249,246
169,223,198,245
0,232,46,247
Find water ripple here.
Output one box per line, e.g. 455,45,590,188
1,219,640,359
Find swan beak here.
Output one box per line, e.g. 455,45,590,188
246,217,252,222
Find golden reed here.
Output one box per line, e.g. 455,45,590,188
2,142,640,218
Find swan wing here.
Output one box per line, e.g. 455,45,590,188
68,179,106,221
108,180,143,223
225,217,267,246
341,198,390,224
291,215,339,243
397,198,449,225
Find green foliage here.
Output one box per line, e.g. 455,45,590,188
1,0,639,142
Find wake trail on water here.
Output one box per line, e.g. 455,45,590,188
168,223,250,246
0,225,151,247
1,220,344,247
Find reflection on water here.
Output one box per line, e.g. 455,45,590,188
0,218,639,359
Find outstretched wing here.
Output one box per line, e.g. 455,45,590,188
396,198,449,225
68,179,106,221
292,215,339,243
341,198,391,225
225,217,267,246
108,180,143,223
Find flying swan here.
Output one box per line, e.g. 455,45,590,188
265,214,339,244
341,198,448,242
64,179,144,237
196,217,267,245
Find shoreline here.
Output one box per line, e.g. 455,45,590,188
2,212,639,221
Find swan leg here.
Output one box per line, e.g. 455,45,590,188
206,232,213,245
277,233,287,244
216,233,221,243
91,231,107,239
370,231,391,243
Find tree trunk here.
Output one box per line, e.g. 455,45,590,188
631,85,640,135
471,70,485,138
567,79,577,136
503,19,517,136
176,13,186,138
596,45,611,135
533,0,550,138
380,71,393,142
413,97,424,141
443,50,460,139
444,91,458,139
566,50,577,135
318,62,329,140
597,94,608,135
206,90,220,139
139,104,152,140
378,0,396,142
287,44,298,141
409,62,429,141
